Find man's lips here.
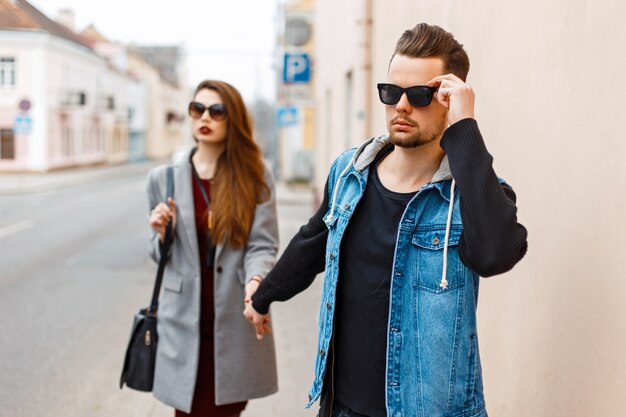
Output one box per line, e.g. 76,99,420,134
392,118,415,131
393,118,414,127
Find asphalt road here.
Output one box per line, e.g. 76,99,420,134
0,170,321,417
0,173,159,417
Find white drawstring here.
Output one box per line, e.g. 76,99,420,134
326,162,353,223
440,179,456,289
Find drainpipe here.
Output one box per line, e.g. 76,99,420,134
363,0,373,138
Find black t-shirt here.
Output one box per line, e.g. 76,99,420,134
334,148,415,417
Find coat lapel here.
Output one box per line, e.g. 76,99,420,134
174,151,200,266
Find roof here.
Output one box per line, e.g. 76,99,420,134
129,45,182,87
0,0,93,50
80,24,110,45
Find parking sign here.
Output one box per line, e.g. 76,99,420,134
283,53,311,84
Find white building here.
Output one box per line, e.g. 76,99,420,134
0,0,137,172
80,25,148,162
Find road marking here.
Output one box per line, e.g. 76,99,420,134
0,220,34,239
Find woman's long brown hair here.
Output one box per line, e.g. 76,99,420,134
193,80,269,249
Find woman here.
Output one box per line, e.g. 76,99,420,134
146,80,278,416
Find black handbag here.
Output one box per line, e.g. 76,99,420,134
120,166,174,392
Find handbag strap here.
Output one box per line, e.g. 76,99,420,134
148,166,174,315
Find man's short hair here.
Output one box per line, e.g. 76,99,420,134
391,23,470,81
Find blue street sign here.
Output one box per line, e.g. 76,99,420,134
277,106,299,127
283,53,311,84
14,113,33,135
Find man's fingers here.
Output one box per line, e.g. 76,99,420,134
428,73,463,86
241,303,270,341
435,87,452,109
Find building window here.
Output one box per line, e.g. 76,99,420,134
0,57,16,88
1,129,15,160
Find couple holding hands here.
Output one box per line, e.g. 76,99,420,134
146,22,527,417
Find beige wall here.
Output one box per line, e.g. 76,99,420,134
314,0,370,190
316,1,626,415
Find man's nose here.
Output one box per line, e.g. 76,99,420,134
395,92,412,113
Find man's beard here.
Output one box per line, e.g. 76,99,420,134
388,114,447,148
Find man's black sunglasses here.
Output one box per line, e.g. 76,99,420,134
377,83,439,107
188,102,227,121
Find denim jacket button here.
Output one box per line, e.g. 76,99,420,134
344,203,350,209
320,349,325,357
432,236,440,245
330,253,335,261
326,302,331,310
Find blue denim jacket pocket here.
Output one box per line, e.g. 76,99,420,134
411,226,464,293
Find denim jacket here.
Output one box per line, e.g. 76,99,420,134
306,135,490,417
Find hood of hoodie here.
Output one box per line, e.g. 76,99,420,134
327,133,457,292
348,134,452,183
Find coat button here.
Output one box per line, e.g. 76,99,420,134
432,236,440,245
320,349,325,357
216,266,223,273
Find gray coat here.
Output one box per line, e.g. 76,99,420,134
146,149,279,412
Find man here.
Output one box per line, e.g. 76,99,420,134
244,23,527,417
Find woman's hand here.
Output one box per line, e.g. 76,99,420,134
149,197,177,243
243,277,271,340
243,302,271,341
244,277,261,302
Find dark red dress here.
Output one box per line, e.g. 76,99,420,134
175,177,247,417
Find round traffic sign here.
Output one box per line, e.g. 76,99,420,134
19,99,32,112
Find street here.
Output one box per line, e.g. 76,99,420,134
0,167,321,417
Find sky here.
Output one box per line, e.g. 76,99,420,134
30,0,281,102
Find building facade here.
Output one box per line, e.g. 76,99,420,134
0,0,188,172
0,28,113,171
128,46,188,160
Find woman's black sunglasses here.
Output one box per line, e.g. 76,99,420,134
377,83,438,107
188,102,227,121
